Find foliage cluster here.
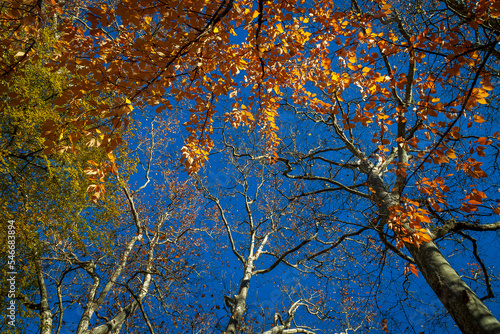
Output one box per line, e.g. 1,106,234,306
1,0,500,333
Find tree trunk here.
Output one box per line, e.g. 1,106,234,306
365,163,500,333
35,257,52,334
408,241,500,333
225,261,253,334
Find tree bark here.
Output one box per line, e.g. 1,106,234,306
408,242,500,333
225,260,253,334
35,257,52,334
364,157,500,333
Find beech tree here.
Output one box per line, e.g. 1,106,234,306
0,23,127,332
193,137,385,333
202,0,500,332
1,112,212,333
3,0,500,333
194,0,500,331
0,10,206,331
194,156,326,334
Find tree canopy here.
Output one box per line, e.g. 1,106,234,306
2,0,500,333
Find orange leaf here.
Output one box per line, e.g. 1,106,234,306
410,264,419,277
473,115,486,123
381,319,389,333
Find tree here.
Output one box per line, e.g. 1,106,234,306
3,0,500,332
194,160,319,334
206,0,500,332
0,2,220,332
0,0,42,80
193,137,379,334
0,22,127,332
2,110,212,333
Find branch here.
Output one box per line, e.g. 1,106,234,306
83,196,160,334
76,179,144,334
441,0,500,32
377,226,415,264
408,40,497,183
193,174,246,264
458,232,495,301
278,157,370,199
132,120,156,197
299,226,369,263
15,291,40,310
263,328,316,334
253,230,317,275
432,219,500,240
56,275,65,334
261,299,318,334
125,284,156,334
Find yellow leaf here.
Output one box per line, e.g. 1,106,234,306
382,3,391,10
381,2,393,14
446,149,457,159
125,98,133,111
214,26,219,33
418,229,432,242
276,23,284,34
